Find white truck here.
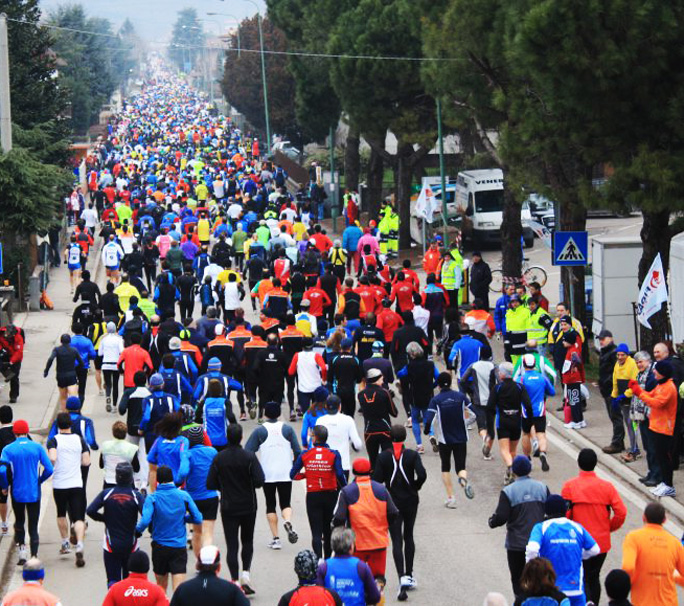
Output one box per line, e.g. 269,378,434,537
454,169,534,248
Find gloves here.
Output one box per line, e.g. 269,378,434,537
611,395,626,411
628,379,642,396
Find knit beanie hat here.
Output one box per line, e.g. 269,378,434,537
604,568,631,600
511,455,531,477
294,549,318,580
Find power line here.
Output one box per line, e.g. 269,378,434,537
8,16,463,63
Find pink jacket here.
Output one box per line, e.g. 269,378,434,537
357,233,380,256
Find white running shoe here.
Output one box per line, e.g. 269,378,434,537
59,540,71,555
445,496,457,509
650,482,666,495
268,537,282,550
17,544,28,566
240,571,255,595
1,522,8,536
564,422,578,429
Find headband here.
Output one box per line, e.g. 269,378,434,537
23,568,45,582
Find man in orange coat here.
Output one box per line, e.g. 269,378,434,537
422,240,442,275
332,457,398,577
561,448,626,605
629,359,678,498
622,501,684,606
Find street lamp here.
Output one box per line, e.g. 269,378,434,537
206,12,242,58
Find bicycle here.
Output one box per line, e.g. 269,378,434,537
489,257,548,293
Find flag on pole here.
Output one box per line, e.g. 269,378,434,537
415,184,438,222
636,253,668,329
526,220,552,249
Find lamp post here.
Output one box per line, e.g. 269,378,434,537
206,12,242,58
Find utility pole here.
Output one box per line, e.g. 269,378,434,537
0,13,13,153
436,97,448,247
330,125,337,232
255,12,271,157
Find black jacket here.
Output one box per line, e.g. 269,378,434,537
73,280,101,306
373,446,426,509
170,572,250,606
390,325,429,369
207,445,265,515
469,260,492,295
598,342,617,397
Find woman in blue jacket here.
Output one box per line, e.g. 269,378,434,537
147,412,189,491
200,379,237,450
183,425,218,557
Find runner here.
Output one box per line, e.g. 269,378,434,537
245,401,301,550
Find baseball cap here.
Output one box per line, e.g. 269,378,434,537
300,299,310,308
366,368,383,381
313,386,329,402
214,324,225,336
325,395,341,413
199,545,220,566
522,354,536,368
597,329,613,339
352,458,372,475
169,336,181,350
149,373,164,387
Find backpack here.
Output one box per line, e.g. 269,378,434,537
123,317,144,346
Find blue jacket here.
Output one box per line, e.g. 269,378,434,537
494,294,510,333
202,397,233,447
342,225,363,253
172,350,198,383
448,335,483,379
159,367,193,404
193,371,242,405
71,335,97,370
301,409,328,449
135,483,202,548
526,518,599,597
424,389,471,445
86,486,144,553
185,445,219,502
520,370,555,417
48,412,99,450
147,436,190,485
140,392,180,434
0,437,53,503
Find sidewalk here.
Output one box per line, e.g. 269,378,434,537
0,235,104,589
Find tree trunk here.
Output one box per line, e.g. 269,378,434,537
366,141,384,219
558,197,588,326
500,186,523,281
639,209,671,351
344,125,361,192
394,143,415,250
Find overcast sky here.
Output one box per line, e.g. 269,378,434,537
39,0,266,42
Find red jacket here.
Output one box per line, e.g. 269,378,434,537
561,334,584,385
117,345,153,388
376,308,403,343
390,280,415,312
302,287,332,317
561,470,626,553
0,329,24,363
292,445,342,492
102,572,169,606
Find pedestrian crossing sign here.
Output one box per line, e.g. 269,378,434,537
552,231,588,266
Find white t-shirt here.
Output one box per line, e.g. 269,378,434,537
98,333,125,371
81,208,99,229
316,413,362,471
412,305,430,334
47,433,88,489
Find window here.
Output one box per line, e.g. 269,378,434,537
475,189,504,213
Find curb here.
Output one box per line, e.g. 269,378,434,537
547,408,684,526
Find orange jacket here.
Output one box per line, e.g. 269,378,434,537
2,583,62,606
341,476,397,551
631,378,678,436
622,523,684,606
561,470,626,553
422,247,442,275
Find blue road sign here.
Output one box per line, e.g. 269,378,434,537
0,243,3,274
552,231,588,266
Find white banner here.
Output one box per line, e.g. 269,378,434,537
414,184,438,222
526,220,552,249
636,253,669,329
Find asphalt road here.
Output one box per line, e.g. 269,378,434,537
3,211,681,606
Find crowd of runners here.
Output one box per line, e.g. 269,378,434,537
1,58,684,606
